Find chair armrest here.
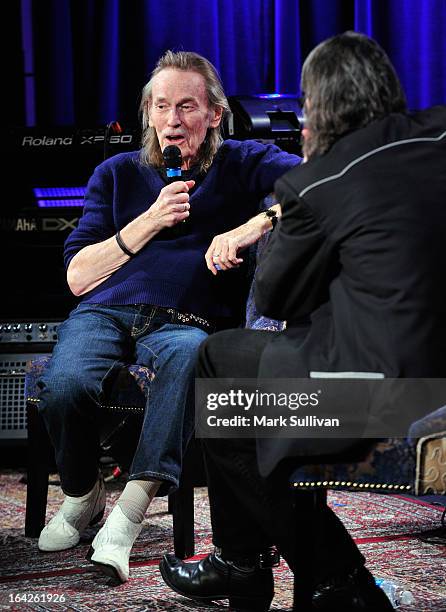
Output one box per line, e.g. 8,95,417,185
415,431,446,495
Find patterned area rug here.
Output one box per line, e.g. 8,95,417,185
0,471,445,611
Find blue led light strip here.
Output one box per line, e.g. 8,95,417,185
33,186,86,207
37,199,84,208
33,186,86,198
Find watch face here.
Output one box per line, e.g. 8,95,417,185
265,209,278,229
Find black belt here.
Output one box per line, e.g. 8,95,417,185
134,304,215,333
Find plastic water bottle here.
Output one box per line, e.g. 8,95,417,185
375,578,415,608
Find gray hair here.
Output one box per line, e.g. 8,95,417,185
301,31,407,158
139,50,230,172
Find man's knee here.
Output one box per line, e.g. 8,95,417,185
200,329,236,356
168,327,209,360
197,330,235,377
38,369,101,416
198,333,219,364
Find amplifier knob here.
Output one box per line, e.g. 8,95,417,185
12,323,21,332
39,323,48,332
24,323,33,332
2,324,12,332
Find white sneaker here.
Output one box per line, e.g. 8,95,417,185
89,505,143,583
38,477,106,552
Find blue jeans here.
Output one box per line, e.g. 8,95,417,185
37,303,208,496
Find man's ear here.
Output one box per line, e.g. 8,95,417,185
209,105,223,128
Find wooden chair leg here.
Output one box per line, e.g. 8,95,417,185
25,402,53,537
293,489,327,611
170,439,206,559
171,482,195,559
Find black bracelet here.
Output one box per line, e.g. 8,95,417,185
115,230,135,257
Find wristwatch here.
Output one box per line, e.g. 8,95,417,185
264,208,278,230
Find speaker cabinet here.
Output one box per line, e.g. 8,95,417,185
0,351,51,441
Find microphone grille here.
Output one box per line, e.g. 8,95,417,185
163,145,182,168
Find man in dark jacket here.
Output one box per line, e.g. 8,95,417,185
159,32,446,611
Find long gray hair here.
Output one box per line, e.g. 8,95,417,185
301,31,407,158
139,51,230,172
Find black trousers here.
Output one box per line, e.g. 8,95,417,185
196,328,364,586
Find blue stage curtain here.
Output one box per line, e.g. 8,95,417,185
354,0,446,111
25,0,445,126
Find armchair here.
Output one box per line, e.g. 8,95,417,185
287,405,445,609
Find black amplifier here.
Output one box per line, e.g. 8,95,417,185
0,320,60,442
3,124,137,322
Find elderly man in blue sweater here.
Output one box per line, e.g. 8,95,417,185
37,50,300,582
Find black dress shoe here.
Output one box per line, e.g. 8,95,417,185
159,551,274,611
311,567,394,611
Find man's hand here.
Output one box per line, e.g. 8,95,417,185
205,217,266,275
146,180,195,230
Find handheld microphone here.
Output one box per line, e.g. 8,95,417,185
161,144,189,238
163,145,183,182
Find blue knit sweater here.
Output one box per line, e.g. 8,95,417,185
64,139,300,321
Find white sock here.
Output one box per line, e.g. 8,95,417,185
61,478,101,530
117,479,160,524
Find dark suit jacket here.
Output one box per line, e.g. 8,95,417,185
254,106,446,476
